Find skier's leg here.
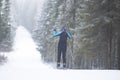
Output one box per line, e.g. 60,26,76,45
57,46,62,68
62,46,67,68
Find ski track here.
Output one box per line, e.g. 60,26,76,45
0,26,120,80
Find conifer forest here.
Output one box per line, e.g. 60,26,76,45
0,0,120,69
33,0,120,69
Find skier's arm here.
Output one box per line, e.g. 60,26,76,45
53,29,62,37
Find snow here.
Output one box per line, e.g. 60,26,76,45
0,26,120,80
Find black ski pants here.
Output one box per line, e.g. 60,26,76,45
57,44,67,64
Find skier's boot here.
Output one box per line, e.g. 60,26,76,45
57,63,60,68
63,63,66,69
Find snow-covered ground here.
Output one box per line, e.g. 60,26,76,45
0,26,120,80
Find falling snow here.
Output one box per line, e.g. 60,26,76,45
0,26,120,80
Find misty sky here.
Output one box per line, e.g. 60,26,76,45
11,0,45,31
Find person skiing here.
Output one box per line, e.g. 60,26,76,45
53,27,72,68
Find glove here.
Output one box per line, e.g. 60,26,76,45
53,29,56,31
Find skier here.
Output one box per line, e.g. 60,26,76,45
53,27,72,68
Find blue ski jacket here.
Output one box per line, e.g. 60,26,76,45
53,29,72,39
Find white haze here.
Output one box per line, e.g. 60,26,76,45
10,0,45,31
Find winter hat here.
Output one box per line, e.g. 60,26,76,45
61,27,66,31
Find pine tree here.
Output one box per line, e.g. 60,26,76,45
0,0,13,52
